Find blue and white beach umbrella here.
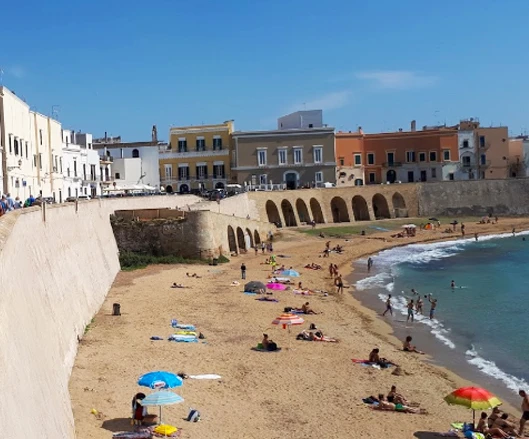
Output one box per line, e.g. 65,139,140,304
141,390,184,424
282,269,300,277
138,371,183,389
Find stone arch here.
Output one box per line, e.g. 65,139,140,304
392,192,406,209
309,198,324,223
352,195,370,221
281,199,297,227
295,198,311,224
372,193,391,219
236,227,246,250
254,230,261,245
245,228,254,248
165,185,173,194
265,200,281,225
227,226,237,253
330,196,350,223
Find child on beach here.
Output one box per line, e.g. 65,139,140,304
382,295,393,316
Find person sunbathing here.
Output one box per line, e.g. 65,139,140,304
171,283,185,288
493,413,518,436
297,330,315,341
488,407,502,428
256,296,277,302
477,412,510,438
261,333,278,351
387,385,408,405
375,394,423,413
368,348,396,368
301,302,318,315
403,336,424,354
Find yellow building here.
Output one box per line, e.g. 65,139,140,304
159,121,234,193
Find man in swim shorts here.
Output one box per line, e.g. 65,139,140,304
519,389,529,436
382,295,393,316
428,295,437,319
406,299,414,323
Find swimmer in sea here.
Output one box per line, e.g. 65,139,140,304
428,294,437,319
451,280,455,289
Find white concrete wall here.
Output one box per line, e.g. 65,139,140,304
189,192,261,220
0,194,200,439
104,146,160,188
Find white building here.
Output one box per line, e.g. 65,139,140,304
0,86,64,201
277,110,323,130
456,128,477,180
62,130,101,199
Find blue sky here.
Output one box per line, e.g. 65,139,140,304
1,0,528,140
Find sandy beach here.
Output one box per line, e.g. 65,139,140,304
70,217,529,439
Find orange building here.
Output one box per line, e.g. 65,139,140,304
336,124,459,185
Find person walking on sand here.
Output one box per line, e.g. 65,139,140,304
328,263,334,279
519,390,529,436
382,295,393,316
335,275,344,294
407,299,414,323
241,263,247,280
428,295,437,320
261,242,266,254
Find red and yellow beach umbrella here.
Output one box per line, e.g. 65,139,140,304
272,313,304,329
444,386,502,424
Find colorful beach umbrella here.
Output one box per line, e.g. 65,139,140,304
141,390,184,424
272,313,304,329
138,371,183,389
267,282,288,290
282,269,300,277
444,386,502,424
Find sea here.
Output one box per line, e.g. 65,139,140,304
352,231,529,407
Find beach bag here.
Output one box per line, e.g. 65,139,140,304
187,409,200,422
284,307,293,312
268,342,278,351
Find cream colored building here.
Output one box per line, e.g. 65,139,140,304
0,86,64,201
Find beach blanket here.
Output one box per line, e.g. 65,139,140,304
244,291,258,295
251,347,282,353
171,320,196,331
174,330,197,336
352,359,393,369
291,309,305,314
113,432,151,439
188,374,221,380
169,334,198,343
256,297,279,302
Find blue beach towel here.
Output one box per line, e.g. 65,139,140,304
244,291,258,295
171,319,196,330
169,334,198,343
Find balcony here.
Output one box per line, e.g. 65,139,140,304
382,162,402,167
161,176,227,186
479,160,491,168
479,141,492,151
158,149,229,159
100,155,114,163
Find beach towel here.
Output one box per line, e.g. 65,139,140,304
290,309,305,314
174,330,197,336
256,297,279,302
171,320,196,331
251,347,282,353
113,432,151,439
244,291,258,295
168,334,198,343
150,336,164,340
188,374,221,380
293,289,313,296
351,359,393,368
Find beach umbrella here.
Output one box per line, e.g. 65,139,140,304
282,269,300,277
138,371,183,390
444,386,502,425
272,313,304,329
244,281,266,293
267,282,288,290
141,390,184,424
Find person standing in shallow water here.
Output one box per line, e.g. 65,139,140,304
367,257,373,272
428,294,437,319
406,299,414,323
382,295,393,316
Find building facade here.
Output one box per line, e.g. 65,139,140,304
159,121,233,193
335,129,365,186
232,126,336,189
277,110,323,130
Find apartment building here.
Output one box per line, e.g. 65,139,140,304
159,121,233,193
335,128,365,186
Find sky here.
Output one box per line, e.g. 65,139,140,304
1,0,528,141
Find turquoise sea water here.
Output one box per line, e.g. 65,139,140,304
354,232,529,397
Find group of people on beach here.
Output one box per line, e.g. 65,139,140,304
382,292,438,321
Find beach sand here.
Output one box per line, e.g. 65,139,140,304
70,217,529,439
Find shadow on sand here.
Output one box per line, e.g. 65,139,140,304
414,432,458,439
101,418,133,432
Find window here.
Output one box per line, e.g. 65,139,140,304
115,172,121,179
443,150,451,161
387,152,395,165
39,129,43,145
178,138,187,152
449,172,455,181
132,149,139,158
419,152,426,162
429,151,437,162
431,168,437,178
213,164,225,179
39,153,42,170
354,154,362,166
14,138,19,156
259,174,267,185
196,164,208,180
480,154,487,165
368,172,376,183
8,135,12,154
294,148,303,164
67,166,70,177
462,156,471,167
60,157,63,173
251,174,257,185
54,156,58,172
164,164,173,178
83,164,87,180
406,151,416,163
339,158,344,166
367,153,375,165
196,137,205,151
463,140,469,148
278,149,287,165
315,171,323,183
479,136,485,148
90,165,96,180
33,155,36,167
178,166,189,181
213,136,223,150
25,142,28,159
257,150,267,166
313,146,323,164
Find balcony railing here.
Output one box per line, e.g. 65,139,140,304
382,162,402,167
161,176,227,185
158,149,229,159
100,155,114,163
479,141,491,151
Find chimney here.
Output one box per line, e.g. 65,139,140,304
152,125,158,142
358,126,363,134
411,120,416,132
104,131,108,141
399,128,403,132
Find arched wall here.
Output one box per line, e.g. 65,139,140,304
281,199,297,227
372,194,391,219
352,196,370,221
295,199,311,224
330,196,350,223
227,226,237,252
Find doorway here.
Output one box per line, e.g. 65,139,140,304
407,171,414,183
386,170,396,184
420,170,427,182
284,172,297,190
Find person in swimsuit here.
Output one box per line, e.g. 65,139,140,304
428,295,437,319
335,275,344,294
416,296,423,314
382,295,393,316
451,280,455,289
407,299,414,323
519,389,529,436
476,412,510,438
403,335,424,354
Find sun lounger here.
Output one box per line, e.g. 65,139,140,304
168,334,198,343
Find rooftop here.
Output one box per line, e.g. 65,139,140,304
233,126,334,136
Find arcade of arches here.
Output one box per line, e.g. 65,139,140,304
227,225,262,254
262,191,409,227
